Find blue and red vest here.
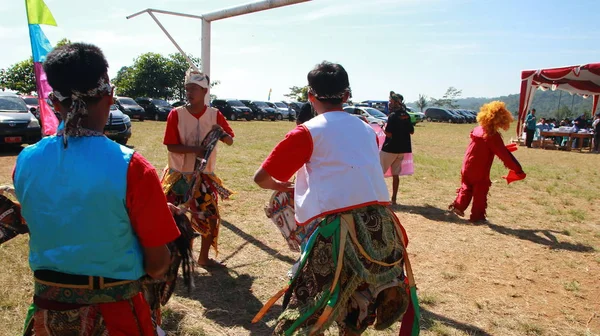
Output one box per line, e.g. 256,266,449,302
14,135,145,280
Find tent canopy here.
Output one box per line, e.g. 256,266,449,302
517,63,600,135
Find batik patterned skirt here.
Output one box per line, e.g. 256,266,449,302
161,168,233,255
260,205,410,335
24,280,156,336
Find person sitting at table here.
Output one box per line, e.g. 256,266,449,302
572,114,588,148
536,118,551,132
573,114,587,131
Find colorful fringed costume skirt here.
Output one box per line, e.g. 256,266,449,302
257,205,411,335
161,168,233,255
23,278,156,336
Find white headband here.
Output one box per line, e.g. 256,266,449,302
185,69,209,89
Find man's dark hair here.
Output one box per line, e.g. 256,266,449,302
43,42,109,105
307,61,349,105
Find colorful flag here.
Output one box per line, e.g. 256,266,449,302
25,0,59,135
268,88,272,101
26,0,57,26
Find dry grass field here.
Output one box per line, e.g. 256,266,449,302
0,119,598,336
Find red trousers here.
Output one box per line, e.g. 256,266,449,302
451,178,491,222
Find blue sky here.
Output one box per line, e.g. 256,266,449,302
1,0,599,103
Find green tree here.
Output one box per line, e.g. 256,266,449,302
415,94,428,112
130,53,171,99
111,52,220,101
0,37,72,94
431,86,462,109
284,86,308,102
0,58,36,94
112,66,136,98
55,38,72,47
167,53,199,100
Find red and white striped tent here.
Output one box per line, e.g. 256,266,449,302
517,63,600,136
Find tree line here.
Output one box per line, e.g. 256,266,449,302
0,39,218,101
0,38,71,94
112,53,219,101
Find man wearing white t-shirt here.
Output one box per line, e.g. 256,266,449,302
253,62,415,335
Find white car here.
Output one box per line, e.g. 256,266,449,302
267,102,294,120
343,106,385,125
0,92,42,145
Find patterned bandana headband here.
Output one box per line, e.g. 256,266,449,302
49,76,113,148
308,86,351,100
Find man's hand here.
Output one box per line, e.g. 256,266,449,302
274,181,295,193
212,124,223,132
254,167,293,192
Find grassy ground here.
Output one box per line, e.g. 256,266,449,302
0,120,598,336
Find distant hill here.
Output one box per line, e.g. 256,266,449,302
411,90,596,120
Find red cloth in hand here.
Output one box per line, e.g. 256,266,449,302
506,143,518,152
502,170,526,184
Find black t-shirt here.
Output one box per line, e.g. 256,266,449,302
381,110,414,154
296,103,315,124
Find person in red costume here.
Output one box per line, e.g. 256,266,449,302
448,101,526,223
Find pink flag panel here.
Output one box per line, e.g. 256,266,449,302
34,62,59,135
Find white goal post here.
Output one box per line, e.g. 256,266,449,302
127,0,312,103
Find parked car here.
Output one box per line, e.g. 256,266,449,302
135,97,172,121
343,106,384,126
424,107,460,123
115,97,146,121
358,100,390,114
452,109,475,123
21,95,39,113
461,109,478,121
447,110,466,123
406,106,425,125
351,114,371,124
171,100,186,108
265,102,294,120
348,106,388,123
104,104,132,145
273,101,295,120
240,100,276,121
211,99,253,121
0,92,42,146
288,102,304,116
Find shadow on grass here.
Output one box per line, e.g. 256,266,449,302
172,269,279,335
391,203,471,225
392,204,595,252
485,223,595,253
220,220,296,265
421,307,492,335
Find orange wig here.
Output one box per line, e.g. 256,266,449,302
476,101,513,136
